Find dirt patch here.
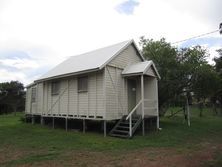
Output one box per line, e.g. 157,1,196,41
1,143,222,167
63,148,214,167
0,146,52,167
0,145,29,164
31,144,220,167
63,143,222,167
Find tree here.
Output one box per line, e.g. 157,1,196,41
140,37,219,116
215,49,222,75
192,64,220,116
140,37,179,115
0,81,25,115
213,49,222,113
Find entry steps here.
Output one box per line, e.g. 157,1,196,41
109,115,142,138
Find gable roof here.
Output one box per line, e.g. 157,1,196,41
122,61,161,79
36,39,144,82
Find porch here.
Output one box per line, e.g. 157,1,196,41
110,61,160,138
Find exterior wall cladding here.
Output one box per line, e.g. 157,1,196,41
25,44,158,121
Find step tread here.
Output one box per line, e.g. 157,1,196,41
109,115,142,139
113,129,129,133
117,126,129,129
120,122,136,124
110,133,129,138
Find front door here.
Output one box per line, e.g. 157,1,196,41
127,79,136,113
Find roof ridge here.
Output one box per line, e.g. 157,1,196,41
35,39,135,82
70,39,133,58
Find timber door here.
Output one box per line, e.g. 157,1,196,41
127,79,136,113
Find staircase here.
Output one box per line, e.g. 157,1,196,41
109,115,142,138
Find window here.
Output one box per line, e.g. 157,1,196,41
78,76,88,92
31,87,36,103
51,81,60,95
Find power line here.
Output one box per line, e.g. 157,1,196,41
171,29,219,45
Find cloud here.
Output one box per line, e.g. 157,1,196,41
0,0,221,85
0,50,30,59
0,68,28,84
0,58,39,70
166,0,222,27
115,0,139,15
0,49,51,85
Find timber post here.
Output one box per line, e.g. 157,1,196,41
40,116,44,125
65,118,68,131
52,117,55,129
141,75,145,136
31,115,35,124
83,119,86,133
103,120,107,137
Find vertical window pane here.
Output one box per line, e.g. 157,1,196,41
78,76,88,92
51,81,60,95
31,87,36,103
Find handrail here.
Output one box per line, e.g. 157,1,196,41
126,99,142,120
47,87,68,114
126,99,143,137
125,98,157,137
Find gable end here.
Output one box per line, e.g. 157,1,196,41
108,43,143,69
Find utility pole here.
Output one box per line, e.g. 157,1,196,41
186,96,191,127
219,22,222,34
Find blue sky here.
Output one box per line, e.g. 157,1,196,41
175,34,221,64
115,0,139,15
0,0,221,85
180,36,221,48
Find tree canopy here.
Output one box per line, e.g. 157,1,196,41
140,37,221,115
0,81,25,115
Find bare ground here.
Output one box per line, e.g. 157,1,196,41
1,142,221,167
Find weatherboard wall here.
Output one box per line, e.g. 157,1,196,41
25,87,32,114
25,43,159,120
144,77,158,116
26,71,105,119
109,44,142,68
105,44,143,120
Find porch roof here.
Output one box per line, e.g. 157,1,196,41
122,61,160,79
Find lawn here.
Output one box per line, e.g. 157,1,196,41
0,107,222,167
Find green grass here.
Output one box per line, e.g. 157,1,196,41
0,108,222,166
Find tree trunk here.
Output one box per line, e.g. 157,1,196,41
13,106,17,116
199,101,204,117
212,104,216,115
183,106,187,120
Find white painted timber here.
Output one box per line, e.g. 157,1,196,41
25,87,32,114
122,60,160,79
144,77,158,116
29,71,105,119
25,39,160,123
105,66,126,120
109,44,142,69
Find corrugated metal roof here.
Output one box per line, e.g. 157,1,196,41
122,61,161,79
36,39,143,82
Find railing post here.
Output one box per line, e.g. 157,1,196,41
155,78,160,129
141,75,144,119
129,116,132,137
141,75,145,136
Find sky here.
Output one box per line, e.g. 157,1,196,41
0,0,221,85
